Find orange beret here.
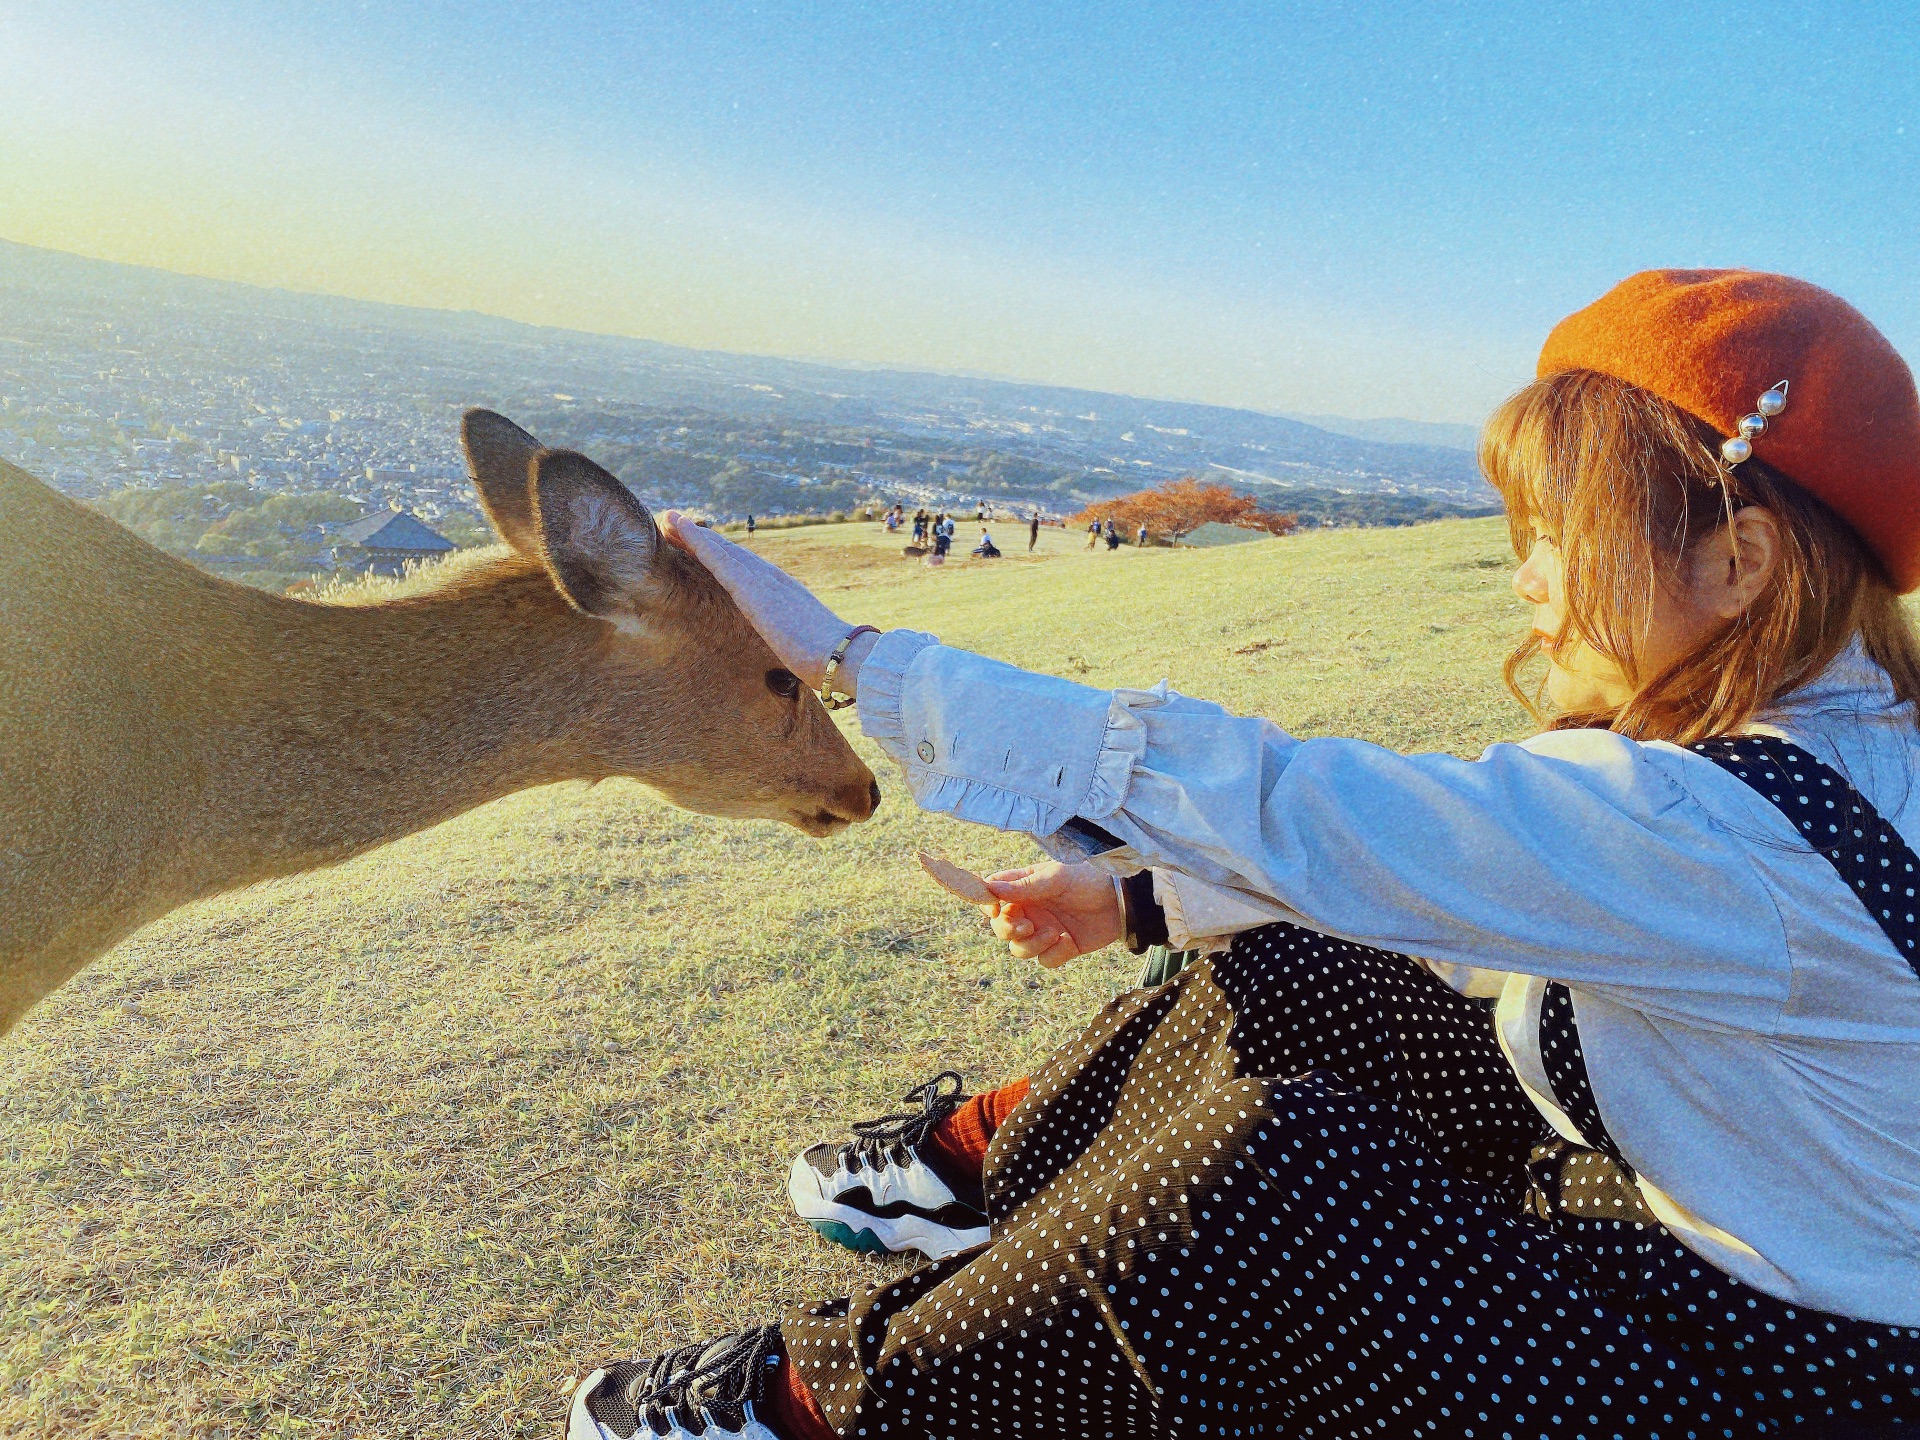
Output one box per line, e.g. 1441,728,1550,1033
1538,269,1920,592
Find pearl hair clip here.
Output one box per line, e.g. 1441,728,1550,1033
1720,380,1790,466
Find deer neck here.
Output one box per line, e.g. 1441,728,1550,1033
200,569,613,887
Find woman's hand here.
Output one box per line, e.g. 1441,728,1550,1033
983,862,1123,968
660,510,865,690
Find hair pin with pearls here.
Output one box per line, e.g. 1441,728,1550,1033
1720,380,1790,466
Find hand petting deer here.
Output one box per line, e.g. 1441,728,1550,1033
0,410,879,1036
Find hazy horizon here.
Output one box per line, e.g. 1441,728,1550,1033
4,4,1915,424
2,235,1493,439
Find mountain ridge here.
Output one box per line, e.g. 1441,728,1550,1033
0,237,1492,500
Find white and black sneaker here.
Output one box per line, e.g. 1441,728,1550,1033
569,1324,785,1440
786,1070,991,1260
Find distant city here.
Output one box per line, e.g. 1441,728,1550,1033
0,240,1497,587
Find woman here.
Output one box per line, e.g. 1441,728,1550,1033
569,270,1920,1440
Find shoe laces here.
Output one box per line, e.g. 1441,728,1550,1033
593,1324,782,1437
842,1070,968,1171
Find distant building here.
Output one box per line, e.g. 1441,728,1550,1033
328,509,456,576
1178,521,1273,548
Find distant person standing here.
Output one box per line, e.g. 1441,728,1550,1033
1029,512,1040,552
1137,523,1149,548
1085,519,1100,550
746,513,756,539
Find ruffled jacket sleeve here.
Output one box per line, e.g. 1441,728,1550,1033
855,630,1796,1029
856,630,1161,839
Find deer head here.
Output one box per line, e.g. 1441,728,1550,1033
460,409,880,835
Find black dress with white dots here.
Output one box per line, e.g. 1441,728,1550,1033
781,740,1920,1438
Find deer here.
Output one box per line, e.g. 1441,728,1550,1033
0,410,880,1037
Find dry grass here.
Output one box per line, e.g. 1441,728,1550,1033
303,549,513,605
0,515,1530,1437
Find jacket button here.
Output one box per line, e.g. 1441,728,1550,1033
916,741,936,763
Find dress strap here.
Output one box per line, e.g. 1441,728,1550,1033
1538,980,1627,1164
1690,735,1920,981
1536,732,1920,1169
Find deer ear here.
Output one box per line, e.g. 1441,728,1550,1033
530,449,660,618
461,408,543,553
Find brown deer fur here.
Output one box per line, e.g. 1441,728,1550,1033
0,410,877,1036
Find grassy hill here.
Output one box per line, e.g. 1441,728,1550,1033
0,515,1531,1438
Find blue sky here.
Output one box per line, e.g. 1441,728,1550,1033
2,1,1914,421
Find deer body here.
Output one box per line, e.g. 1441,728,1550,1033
1,413,877,1035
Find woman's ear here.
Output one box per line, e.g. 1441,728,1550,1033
1698,506,1783,620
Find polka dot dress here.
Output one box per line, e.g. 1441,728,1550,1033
782,927,1920,1438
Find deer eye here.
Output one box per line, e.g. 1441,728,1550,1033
766,668,802,699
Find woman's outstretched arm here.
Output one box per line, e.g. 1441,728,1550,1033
662,514,1796,1026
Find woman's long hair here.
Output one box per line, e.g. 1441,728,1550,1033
1481,368,1920,744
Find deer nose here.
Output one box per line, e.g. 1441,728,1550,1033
812,775,880,832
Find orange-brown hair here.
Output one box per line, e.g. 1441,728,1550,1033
1481,368,1920,744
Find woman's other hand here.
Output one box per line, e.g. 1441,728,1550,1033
983,862,1123,968
660,510,863,690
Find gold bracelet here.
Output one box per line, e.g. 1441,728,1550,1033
819,626,880,710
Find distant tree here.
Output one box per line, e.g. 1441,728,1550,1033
1070,478,1298,543
433,508,494,548
94,483,368,572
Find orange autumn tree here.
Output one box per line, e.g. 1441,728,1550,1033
1070,478,1299,543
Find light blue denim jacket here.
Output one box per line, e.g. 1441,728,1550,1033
854,627,1920,1325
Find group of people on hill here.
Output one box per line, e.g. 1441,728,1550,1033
908,508,953,562
748,504,1049,560
883,506,1024,564
872,503,1046,561
1084,516,1154,549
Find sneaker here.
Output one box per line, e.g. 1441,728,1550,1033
568,1324,784,1440
786,1070,991,1260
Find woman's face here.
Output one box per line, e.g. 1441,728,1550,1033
1510,522,1728,712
